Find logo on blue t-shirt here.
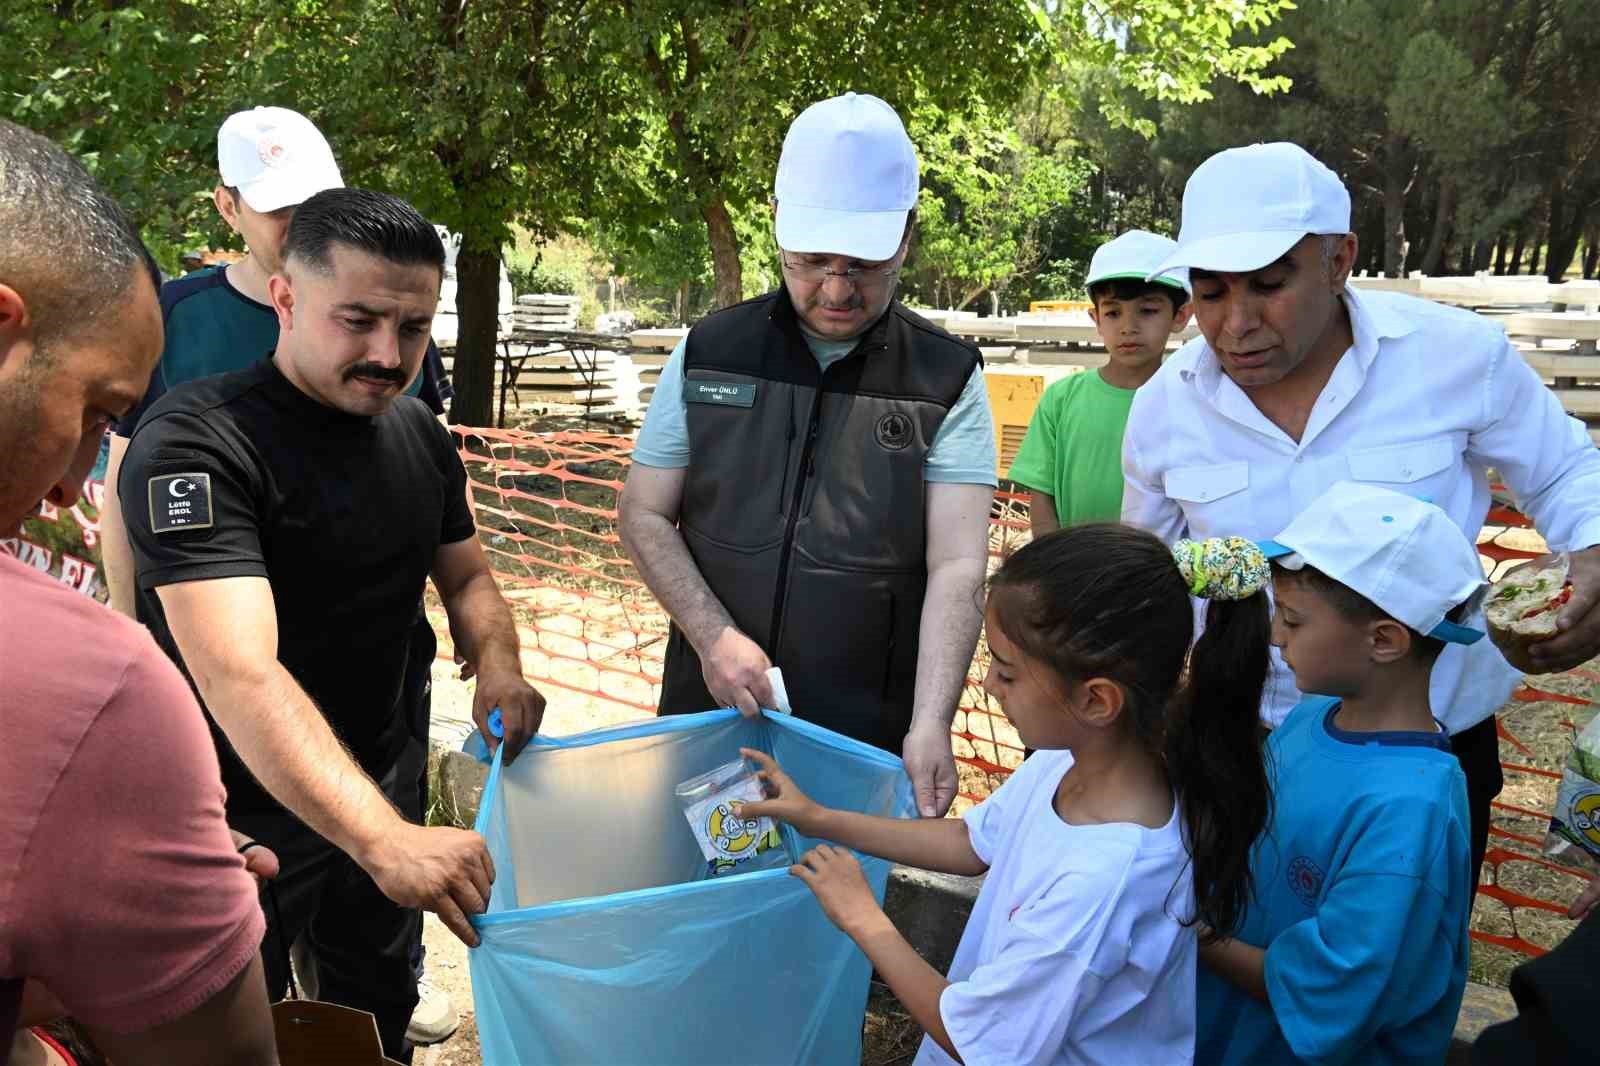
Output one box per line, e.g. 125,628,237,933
1286,855,1326,907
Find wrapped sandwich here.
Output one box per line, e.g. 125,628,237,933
1485,553,1571,674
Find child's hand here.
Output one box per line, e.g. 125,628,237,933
791,844,883,936
1569,875,1600,921
736,747,823,835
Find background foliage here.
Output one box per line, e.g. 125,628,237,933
27,3,1599,423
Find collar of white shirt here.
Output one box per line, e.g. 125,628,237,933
1169,283,1420,449
1176,282,1417,395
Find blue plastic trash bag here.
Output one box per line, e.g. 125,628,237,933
467,709,915,1065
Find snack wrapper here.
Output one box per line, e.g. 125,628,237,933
1544,704,1600,875
675,758,789,878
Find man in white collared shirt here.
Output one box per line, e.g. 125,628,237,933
1123,142,1600,885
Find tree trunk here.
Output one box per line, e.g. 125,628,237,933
1546,200,1589,283
1419,179,1455,275
1529,232,1543,277
702,193,742,309
1510,228,1528,275
1493,232,1509,275
1584,239,1599,280
1358,207,1383,275
677,279,689,325
1473,239,1493,274
1382,159,1408,277
448,241,501,428
1549,229,1583,282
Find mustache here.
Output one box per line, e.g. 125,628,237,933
343,363,405,384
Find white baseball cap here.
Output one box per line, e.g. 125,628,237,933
1087,230,1188,293
1260,482,1486,644
774,93,918,261
1149,142,1350,280
218,106,343,213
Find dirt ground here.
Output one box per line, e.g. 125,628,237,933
1466,666,1598,986
411,917,482,1066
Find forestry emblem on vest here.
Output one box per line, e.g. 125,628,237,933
875,412,914,451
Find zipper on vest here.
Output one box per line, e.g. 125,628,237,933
777,389,796,515
769,386,824,648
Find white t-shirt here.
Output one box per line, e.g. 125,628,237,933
915,749,1197,1066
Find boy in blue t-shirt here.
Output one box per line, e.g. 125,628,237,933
1197,481,1481,1065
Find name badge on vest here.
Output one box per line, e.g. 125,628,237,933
147,472,215,533
686,381,757,408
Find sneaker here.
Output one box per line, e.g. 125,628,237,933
406,974,460,1046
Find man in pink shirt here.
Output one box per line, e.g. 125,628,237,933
0,120,277,1065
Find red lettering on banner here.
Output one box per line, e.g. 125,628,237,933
58,553,98,594
0,538,54,571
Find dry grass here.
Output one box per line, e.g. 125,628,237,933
862,980,925,1066
1468,665,1598,986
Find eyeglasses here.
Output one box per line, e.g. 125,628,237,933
779,250,902,285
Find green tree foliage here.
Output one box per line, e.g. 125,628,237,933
594,0,1293,309
1070,0,1600,283
4,0,1295,426
905,103,1093,312
0,2,260,262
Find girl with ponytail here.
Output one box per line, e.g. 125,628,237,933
739,523,1272,1066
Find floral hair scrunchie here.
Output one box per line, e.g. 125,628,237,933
1173,536,1270,601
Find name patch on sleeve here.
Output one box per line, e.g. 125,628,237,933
147,472,214,534
685,381,757,408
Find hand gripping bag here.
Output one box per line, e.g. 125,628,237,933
467,709,915,1065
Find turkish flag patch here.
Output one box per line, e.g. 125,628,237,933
147,472,214,534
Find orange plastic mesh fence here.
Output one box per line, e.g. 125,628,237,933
447,425,1032,807
450,426,665,715
1474,496,1593,957
447,435,1590,957
3,440,1585,959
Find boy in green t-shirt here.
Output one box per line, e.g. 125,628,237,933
1007,230,1191,536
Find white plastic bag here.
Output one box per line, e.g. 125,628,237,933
1544,706,1600,875
675,757,789,877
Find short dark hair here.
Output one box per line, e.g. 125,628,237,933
283,188,445,277
1088,277,1186,315
0,119,155,353
1272,562,1471,661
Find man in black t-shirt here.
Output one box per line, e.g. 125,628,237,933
120,188,544,1063
96,108,463,1046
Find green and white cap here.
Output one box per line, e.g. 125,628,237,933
1087,230,1188,293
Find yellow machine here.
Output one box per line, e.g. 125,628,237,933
983,371,1046,479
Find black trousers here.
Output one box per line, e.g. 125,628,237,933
401,610,437,980
234,756,422,1064
1472,905,1600,1065
287,617,433,1006
1450,713,1505,891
